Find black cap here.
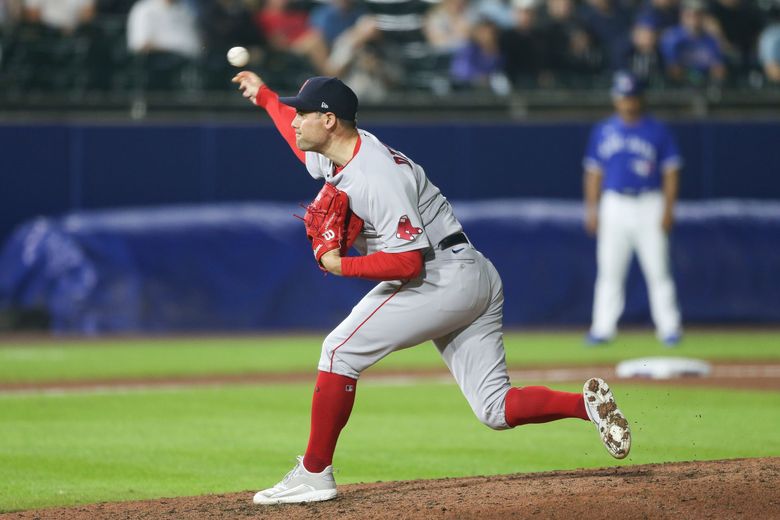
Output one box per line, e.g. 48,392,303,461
279,77,359,121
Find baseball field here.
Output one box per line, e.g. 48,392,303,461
1,330,779,519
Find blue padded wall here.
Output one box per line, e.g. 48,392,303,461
1,200,778,334
2,120,780,245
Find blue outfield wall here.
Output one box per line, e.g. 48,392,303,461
1,120,780,246
1,200,778,334
1,120,779,332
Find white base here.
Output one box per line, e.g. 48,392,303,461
616,357,711,379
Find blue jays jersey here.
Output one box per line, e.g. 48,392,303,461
583,115,682,194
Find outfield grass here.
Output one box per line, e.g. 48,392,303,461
1,381,779,512
1,331,779,383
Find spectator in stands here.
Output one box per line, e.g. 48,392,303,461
0,0,22,76
499,0,546,87
128,0,200,58
758,20,780,84
1,0,22,31
23,0,95,35
660,0,725,85
622,19,665,84
539,0,602,85
127,0,202,90
327,0,437,89
634,0,679,35
704,0,764,75
469,0,513,30
18,0,96,90
309,1,400,98
361,0,432,46
323,15,380,76
310,0,366,49
341,43,401,102
201,0,265,53
98,0,136,15
578,0,633,71
200,0,266,90
303,0,397,93
253,0,328,75
87,0,136,91
450,17,509,95
424,0,471,53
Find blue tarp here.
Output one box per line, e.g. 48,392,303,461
1,200,779,334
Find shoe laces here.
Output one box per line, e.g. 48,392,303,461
280,456,305,485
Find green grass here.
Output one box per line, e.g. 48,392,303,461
1,331,778,383
1,331,778,512
1,381,779,513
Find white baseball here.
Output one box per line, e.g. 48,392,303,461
227,46,250,68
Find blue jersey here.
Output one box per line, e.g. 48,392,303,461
660,26,723,74
583,115,682,195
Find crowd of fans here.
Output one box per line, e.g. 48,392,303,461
1,0,780,100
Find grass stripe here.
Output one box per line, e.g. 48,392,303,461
1,331,779,384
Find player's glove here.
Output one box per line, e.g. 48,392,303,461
300,182,364,266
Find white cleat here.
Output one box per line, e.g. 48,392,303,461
583,378,632,459
253,456,338,505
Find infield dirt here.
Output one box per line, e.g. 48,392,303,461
3,458,778,519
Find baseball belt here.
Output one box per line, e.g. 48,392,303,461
437,232,469,250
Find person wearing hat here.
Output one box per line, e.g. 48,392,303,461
232,71,634,504
583,71,683,347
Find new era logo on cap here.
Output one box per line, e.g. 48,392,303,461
279,77,358,121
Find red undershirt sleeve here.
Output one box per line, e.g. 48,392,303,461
341,250,424,281
255,85,305,164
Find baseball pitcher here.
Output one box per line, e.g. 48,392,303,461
232,72,633,504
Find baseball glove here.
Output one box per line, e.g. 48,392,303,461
301,182,364,265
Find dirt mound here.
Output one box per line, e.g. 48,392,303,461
4,458,778,520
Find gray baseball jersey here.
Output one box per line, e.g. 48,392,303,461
305,130,462,255
308,129,512,430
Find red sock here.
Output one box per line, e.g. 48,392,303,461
302,371,357,473
504,386,589,427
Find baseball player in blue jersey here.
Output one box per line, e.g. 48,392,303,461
583,71,682,347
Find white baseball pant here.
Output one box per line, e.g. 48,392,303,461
590,190,681,339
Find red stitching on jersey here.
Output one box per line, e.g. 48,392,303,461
329,282,407,372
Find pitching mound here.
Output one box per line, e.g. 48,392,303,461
4,458,778,519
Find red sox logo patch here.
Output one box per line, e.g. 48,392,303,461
396,215,423,241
